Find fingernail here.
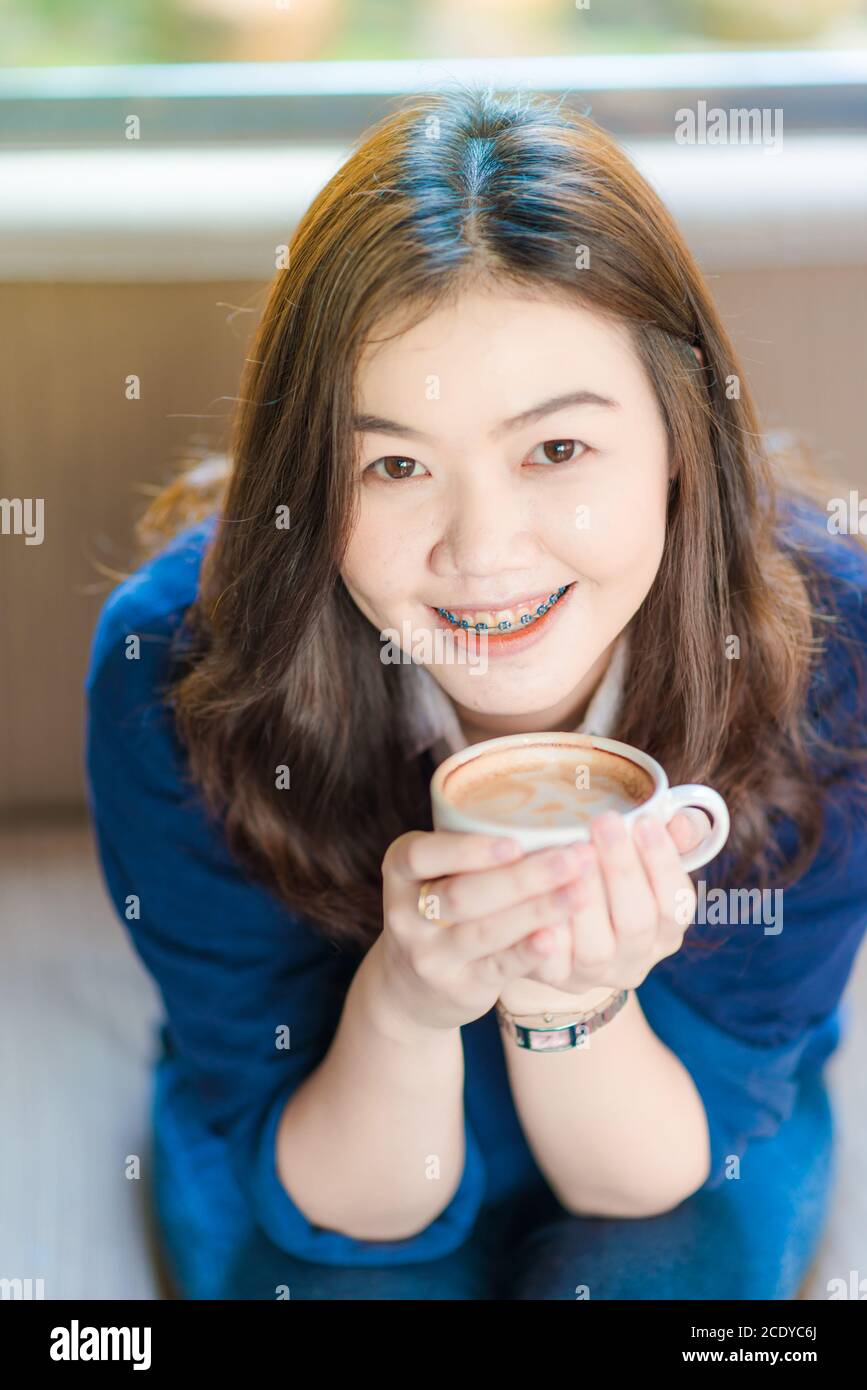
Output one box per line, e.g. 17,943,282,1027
634,816,662,846
492,837,522,860
545,849,570,874
595,812,623,845
683,807,709,838
570,844,596,874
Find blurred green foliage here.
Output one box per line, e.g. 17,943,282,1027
6,0,230,65
4,0,864,66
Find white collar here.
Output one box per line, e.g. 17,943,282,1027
402,628,631,768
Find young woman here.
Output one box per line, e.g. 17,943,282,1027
85,86,867,1301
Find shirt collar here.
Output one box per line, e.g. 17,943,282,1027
401,628,631,768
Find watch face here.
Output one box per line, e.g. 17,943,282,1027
522,1023,590,1051
528,1029,575,1051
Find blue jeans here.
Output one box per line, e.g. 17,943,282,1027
153,1067,835,1300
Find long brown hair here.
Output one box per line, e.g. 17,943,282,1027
132,85,867,955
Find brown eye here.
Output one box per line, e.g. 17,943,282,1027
542,440,576,463
370,456,425,480
526,439,587,467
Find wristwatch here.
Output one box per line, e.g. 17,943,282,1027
495,988,629,1052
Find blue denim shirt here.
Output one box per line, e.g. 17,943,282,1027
83,499,867,1282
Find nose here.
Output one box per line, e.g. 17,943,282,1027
429,465,542,580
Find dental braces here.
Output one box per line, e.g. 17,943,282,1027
435,583,571,634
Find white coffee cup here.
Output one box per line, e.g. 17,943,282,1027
430,731,730,873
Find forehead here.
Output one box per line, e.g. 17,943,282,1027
359,286,633,362
355,288,645,413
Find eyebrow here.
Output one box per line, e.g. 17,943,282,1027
352,390,620,444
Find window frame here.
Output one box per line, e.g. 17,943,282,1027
0,51,865,149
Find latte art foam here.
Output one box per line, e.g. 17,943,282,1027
443,744,656,831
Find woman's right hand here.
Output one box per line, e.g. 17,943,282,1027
374,828,590,1032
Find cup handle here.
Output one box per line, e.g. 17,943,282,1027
664,785,731,872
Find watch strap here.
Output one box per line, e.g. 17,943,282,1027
495,987,629,1051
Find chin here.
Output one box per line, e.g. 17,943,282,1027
442,667,583,714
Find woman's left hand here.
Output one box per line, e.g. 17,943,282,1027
498,808,710,1009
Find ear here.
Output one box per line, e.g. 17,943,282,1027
692,344,705,367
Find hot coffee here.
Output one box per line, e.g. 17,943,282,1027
431,730,730,869
440,742,656,832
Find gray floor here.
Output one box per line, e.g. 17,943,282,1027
1,817,864,1300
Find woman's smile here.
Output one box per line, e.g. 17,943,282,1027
427,579,579,658
430,581,573,634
